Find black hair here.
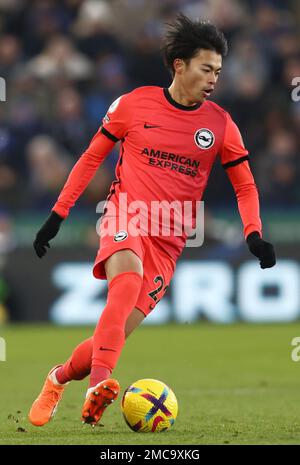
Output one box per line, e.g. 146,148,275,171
161,13,228,77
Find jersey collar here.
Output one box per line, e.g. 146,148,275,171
163,88,202,111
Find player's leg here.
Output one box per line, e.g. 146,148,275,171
81,239,176,426
29,228,145,427
28,307,145,427
89,249,143,385
81,249,144,425
28,236,173,428
54,307,144,382
50,307,145,384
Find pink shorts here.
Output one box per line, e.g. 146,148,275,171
93,219,176,316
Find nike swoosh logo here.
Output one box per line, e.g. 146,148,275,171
99,347,116,352
144,123,161,129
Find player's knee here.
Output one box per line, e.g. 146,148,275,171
105,249,143,281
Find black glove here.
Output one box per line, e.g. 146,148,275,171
33,211,64,258
246,231,276,269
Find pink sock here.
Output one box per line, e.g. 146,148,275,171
55,366,70,385
56,337,93,384
90,271,142,387
89,366,112,388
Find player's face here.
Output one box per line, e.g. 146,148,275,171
176,49,222,103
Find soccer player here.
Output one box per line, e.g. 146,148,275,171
28,13,276,427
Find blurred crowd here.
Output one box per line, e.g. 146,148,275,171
0,0,300,220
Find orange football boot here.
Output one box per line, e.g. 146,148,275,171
81,379,120,426
28,365,66,426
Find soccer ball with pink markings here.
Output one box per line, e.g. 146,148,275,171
121,378,178,432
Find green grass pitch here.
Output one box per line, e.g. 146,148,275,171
1,322,300,445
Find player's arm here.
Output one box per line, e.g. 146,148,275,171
220,114,276,269
33,131,115,258
34,94,131,258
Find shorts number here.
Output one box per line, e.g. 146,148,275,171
148,275,168,303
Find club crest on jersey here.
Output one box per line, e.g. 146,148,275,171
194,128,215,150
114,230,128,242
